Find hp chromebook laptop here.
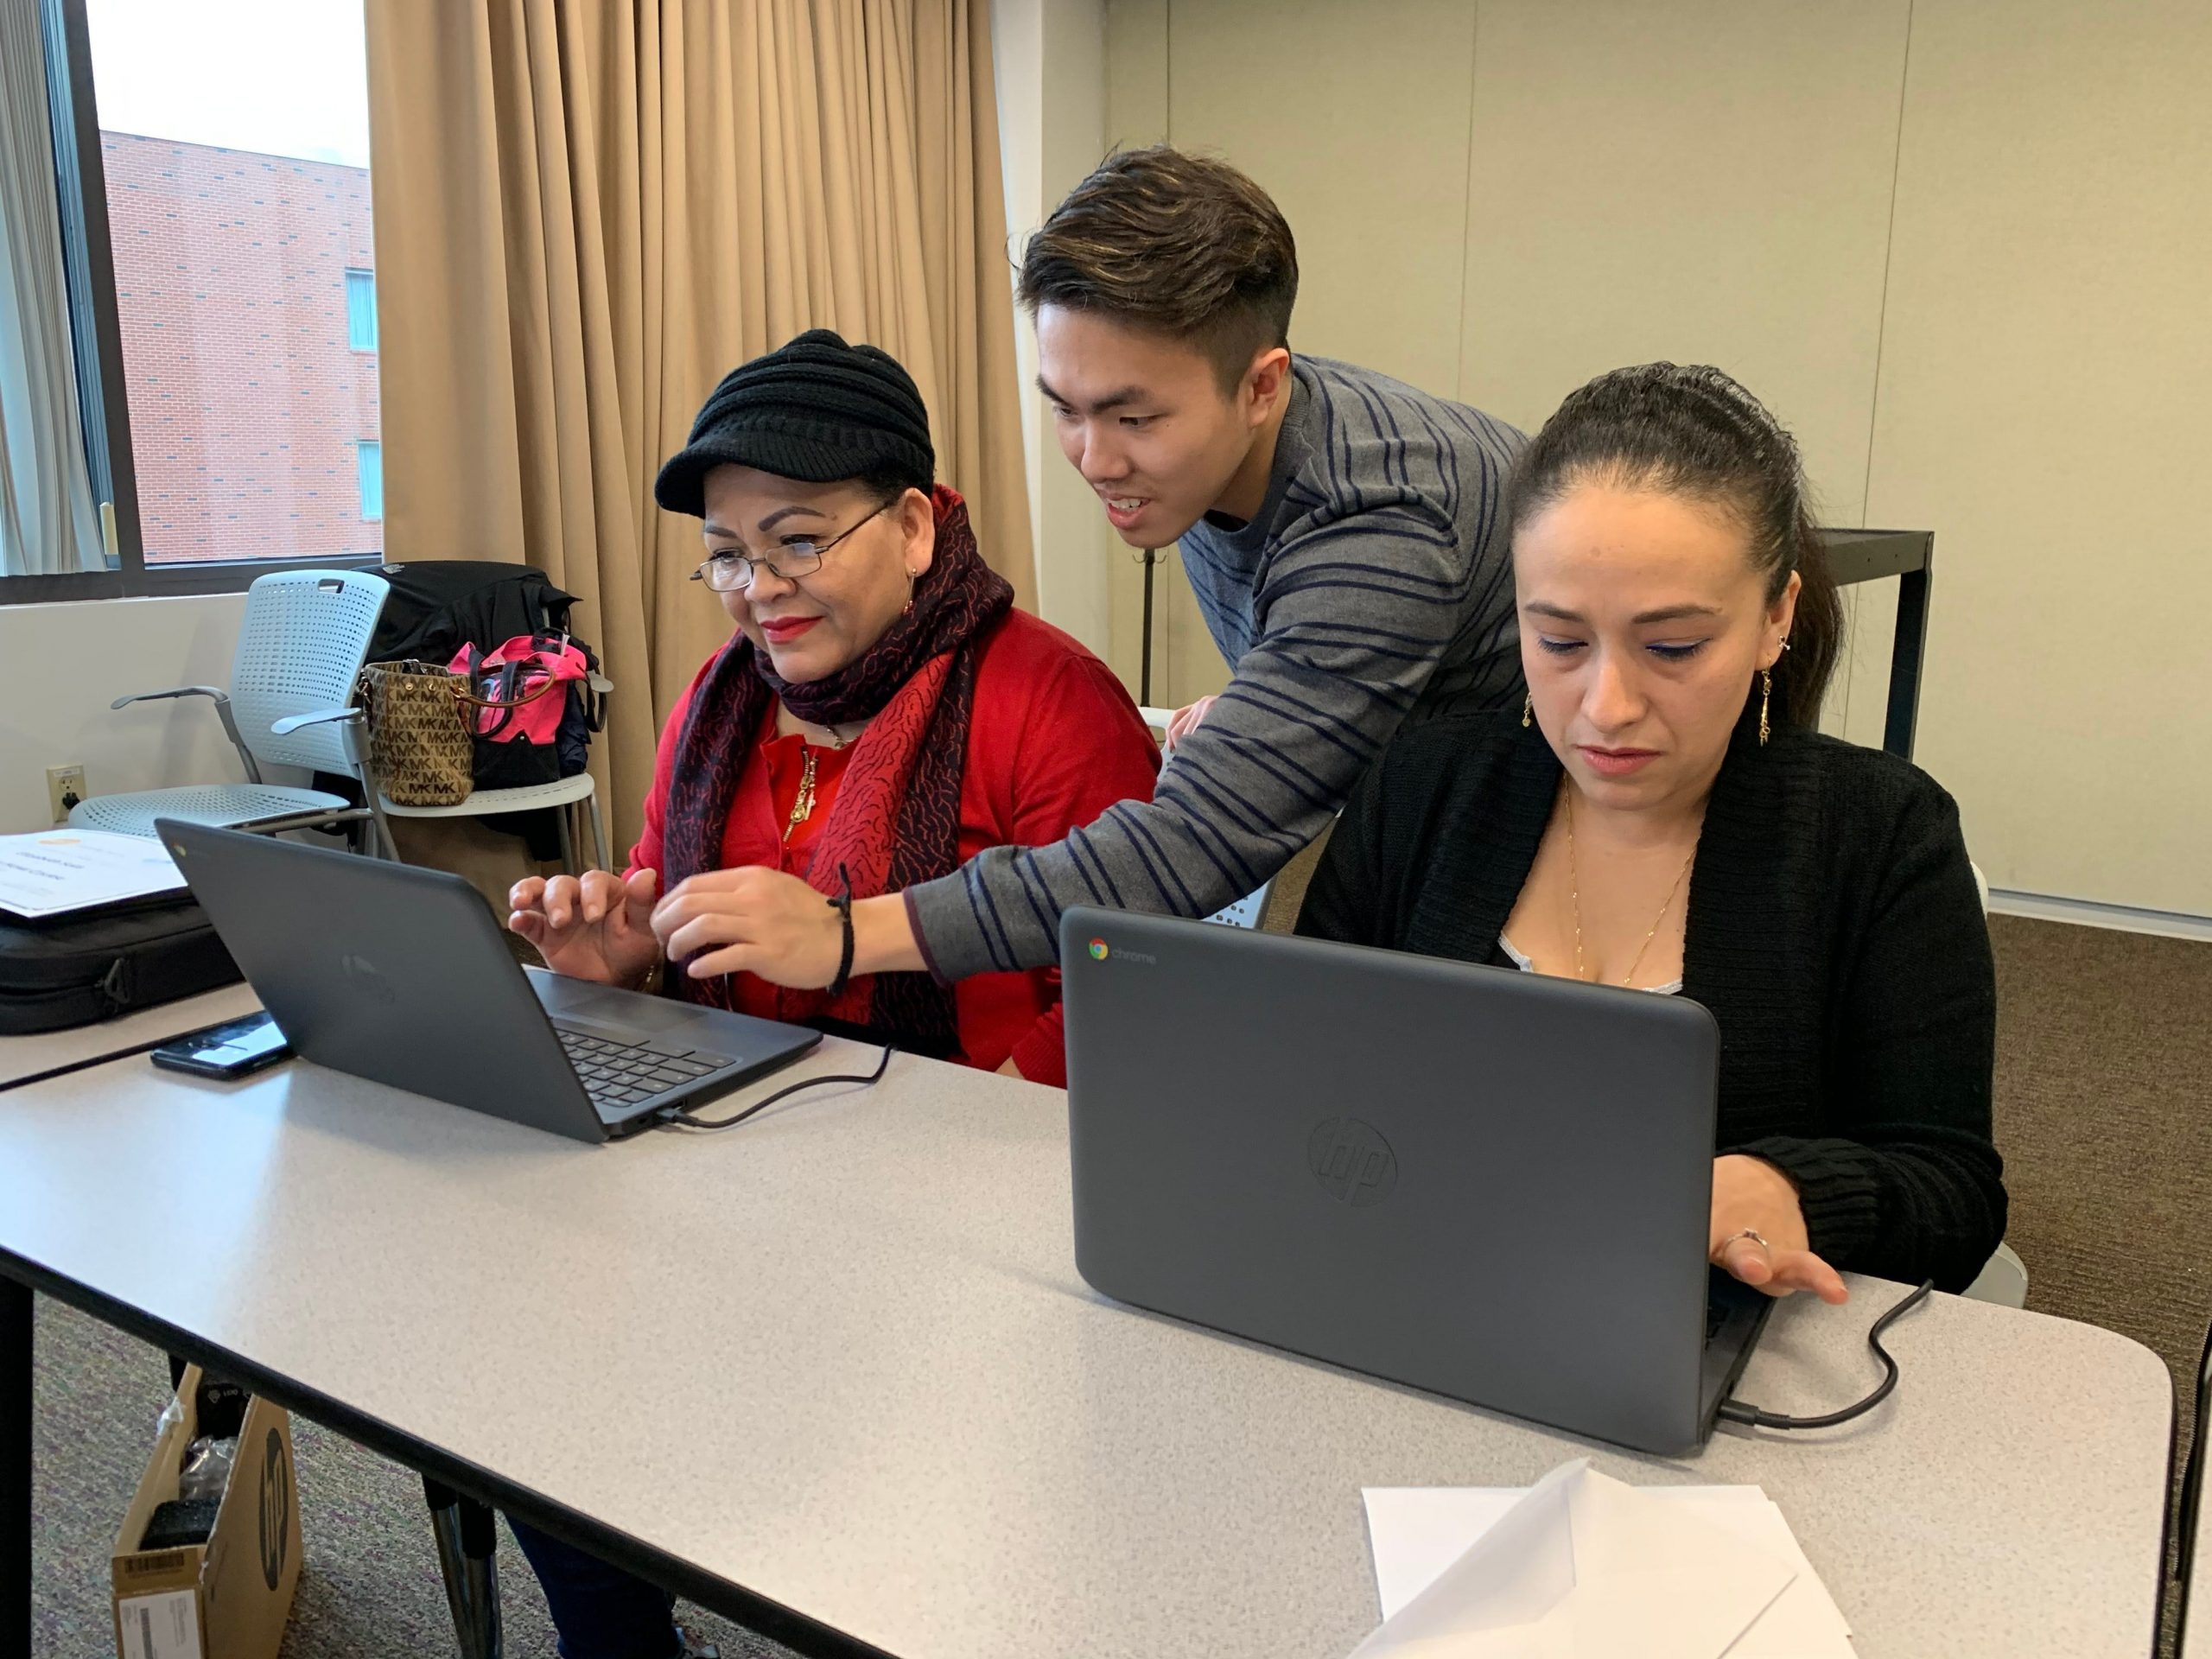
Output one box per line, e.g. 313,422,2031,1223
1059,906,1770,1456
159,820,818,1142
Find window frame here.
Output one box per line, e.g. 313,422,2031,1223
2,0,384,606
345,266,378,353
356,439,384,524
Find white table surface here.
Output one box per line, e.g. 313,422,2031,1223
0,982,261,1090
0,1040,2171,1658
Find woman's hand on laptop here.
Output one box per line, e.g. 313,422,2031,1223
508,868,661,988
652,868,927,985
1708,1154,1849,1304
651,867,843,986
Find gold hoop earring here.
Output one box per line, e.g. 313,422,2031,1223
1521,690,1533,729
1758,668,1774,747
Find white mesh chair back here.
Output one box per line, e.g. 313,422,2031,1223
228,569,390,776
1205,884,1272,930
1137,702,1288,929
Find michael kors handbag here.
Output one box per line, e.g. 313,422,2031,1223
357,659,474,806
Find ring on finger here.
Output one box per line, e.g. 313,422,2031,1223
1717,1228,1770,1253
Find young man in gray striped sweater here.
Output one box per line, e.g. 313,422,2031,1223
650,147,1527,1001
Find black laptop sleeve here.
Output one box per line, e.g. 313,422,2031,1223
0,895,243,1035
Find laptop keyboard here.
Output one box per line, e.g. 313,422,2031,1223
555,1026,722,1113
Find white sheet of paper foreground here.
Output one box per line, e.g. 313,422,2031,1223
1351,1460,1853,1658
1363,1479,1853,1656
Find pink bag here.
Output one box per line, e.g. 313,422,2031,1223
447,632,601,790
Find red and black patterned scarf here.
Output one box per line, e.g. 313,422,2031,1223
660,486,1012,1056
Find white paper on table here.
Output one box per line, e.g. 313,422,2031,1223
1347,1460,1826,1659
1363,1479,1853,1656
0,830,187,918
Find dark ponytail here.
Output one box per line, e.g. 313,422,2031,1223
1503,363,1841,730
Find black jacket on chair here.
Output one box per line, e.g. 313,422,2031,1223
1296,706,2006,1294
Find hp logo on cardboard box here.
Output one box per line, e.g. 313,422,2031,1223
258,1426,291,1589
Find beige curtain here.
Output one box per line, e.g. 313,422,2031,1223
363,0,1033,858
0,0,106,576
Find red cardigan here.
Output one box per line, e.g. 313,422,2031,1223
626,609,1159,1084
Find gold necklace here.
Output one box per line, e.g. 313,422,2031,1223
779,715,860,843
785,747,820,841
1564,789,1695,988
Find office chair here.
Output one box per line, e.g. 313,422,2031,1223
278,665,613,877
368,719,610,878
72,569,396,856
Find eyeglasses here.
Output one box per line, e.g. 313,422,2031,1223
690,500,894,593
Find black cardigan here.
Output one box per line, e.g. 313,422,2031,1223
1296,708,2006,1293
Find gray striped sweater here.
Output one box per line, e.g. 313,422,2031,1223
907,355,1527,980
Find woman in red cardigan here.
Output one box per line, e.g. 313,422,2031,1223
511,330,1158,1090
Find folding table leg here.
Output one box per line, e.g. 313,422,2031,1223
3,1278,29,1657
587,792,608,874
424,1474,504,1659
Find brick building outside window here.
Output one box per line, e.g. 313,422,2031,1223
99,131,381,564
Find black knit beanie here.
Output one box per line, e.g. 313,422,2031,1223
653,329,936,518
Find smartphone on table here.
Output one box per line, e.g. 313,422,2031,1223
149,1010,291,1080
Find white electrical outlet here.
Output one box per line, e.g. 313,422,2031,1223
47,764,87,823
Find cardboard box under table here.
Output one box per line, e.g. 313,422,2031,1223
108,1365,302,1659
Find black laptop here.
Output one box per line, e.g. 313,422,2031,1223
1059,906,1770,1456
158,820,819,1142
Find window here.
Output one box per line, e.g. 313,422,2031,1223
1,0,385,599
345,268,377,351
355,439,381,522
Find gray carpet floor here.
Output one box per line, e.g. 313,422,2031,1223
30,1300,790,1658
28,912,2212,1657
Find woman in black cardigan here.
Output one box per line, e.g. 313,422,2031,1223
1298,363,2005,1298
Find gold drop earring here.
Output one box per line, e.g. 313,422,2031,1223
1758,637,1791,747
1521,690,1533,728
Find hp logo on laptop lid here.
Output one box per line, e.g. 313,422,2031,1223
1308,1116,1398,1207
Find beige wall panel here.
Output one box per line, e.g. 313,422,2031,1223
1100,0,1175,698
1835,571,1898,747
997,0,1122,663
1458,0,1910,734
1167,0,1477,392
0,596,250,832
1103,0,1479,708
1864,0,2212,915
1103,0,1168,146
1457,0,1908,499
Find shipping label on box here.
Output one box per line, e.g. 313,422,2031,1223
116,1586,200,1659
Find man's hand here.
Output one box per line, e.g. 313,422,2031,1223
652,867,846,987
508,868,660,988
1709,1154,1848,1303
1163,694,1220,752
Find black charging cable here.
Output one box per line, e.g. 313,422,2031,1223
652,1042,894,1134
1715,1278,1935,1431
